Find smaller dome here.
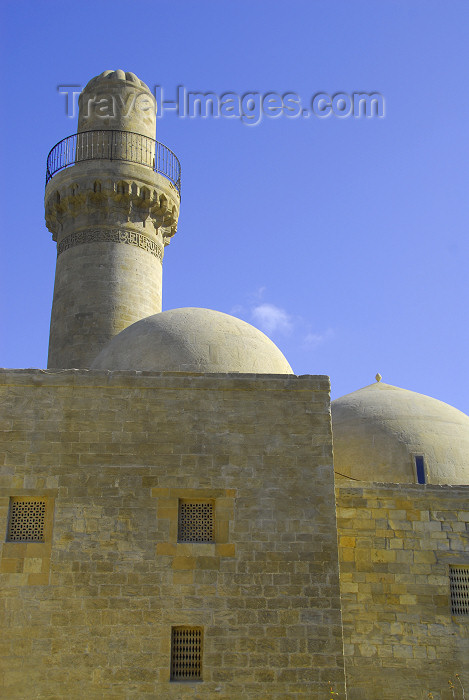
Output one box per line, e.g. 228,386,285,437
84,70,151,92
332,381,469,485
91,308,293,375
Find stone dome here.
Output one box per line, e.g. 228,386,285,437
84,69,151,92
331,381,469,485
91,308,293,375
78,69,156,142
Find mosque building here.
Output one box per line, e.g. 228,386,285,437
0,70,468,700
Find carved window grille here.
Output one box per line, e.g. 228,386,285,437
171,626,203,681
7,499,46,542
450,566,469,615
178,501,214,543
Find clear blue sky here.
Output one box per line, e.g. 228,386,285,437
1,0,468,413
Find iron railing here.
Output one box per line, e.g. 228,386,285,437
45,130,181,196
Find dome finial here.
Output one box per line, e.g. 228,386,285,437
375,373,382,382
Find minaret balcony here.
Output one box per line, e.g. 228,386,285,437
45,129,181,197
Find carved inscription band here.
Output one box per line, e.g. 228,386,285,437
57,228,163,260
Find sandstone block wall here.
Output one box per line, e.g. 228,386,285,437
336,483,469,700
0,370,346,699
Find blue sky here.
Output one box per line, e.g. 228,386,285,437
1,0,468,412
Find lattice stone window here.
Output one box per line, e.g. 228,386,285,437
171,626,203,681
7,498,46,542
178,500,214,542
450,566,469,616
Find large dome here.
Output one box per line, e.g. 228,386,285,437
331,381,469,485
91,308,293,374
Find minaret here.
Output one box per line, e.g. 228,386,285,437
44,70,180,368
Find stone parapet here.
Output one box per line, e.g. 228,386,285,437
45,160,179,244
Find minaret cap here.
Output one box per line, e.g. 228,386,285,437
78,69,156,138
83,69,152,92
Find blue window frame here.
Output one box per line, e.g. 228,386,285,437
415,455,426,484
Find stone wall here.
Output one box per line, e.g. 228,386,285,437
336,483,469,700
0,370,346,699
